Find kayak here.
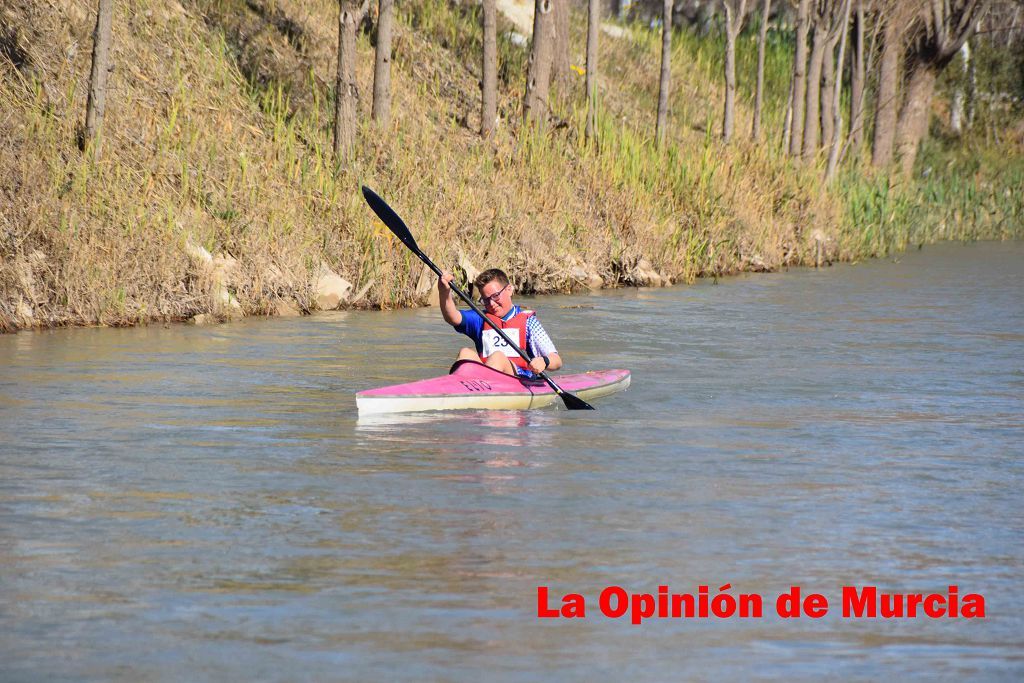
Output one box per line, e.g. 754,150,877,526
356,360,630,415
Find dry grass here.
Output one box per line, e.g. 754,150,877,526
0,0,1019,331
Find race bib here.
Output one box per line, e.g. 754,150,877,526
481,328,519,357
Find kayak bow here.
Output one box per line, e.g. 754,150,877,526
356,360,630,415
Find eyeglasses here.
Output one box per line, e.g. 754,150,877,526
478,283,509,306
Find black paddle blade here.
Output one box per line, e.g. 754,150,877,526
362,186,421,255
559,390,595,410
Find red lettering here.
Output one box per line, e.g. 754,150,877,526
839,586,984,619
740,593,764,618
537,587,585,618
673,593,695,618
962,594,985,618
711,584,736,618
537,586,559,618
632,593,655,625
924,594,946,618
880,593,902,618
777,586,801,618
562,593,586,618
843,586,876,618
600,586,628,618
804,593,828,618
906,594,923,617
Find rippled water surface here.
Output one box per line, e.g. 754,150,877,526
2,242,1022,681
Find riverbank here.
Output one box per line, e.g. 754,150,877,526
2,0,1021,332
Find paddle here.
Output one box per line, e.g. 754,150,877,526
361,185,595,410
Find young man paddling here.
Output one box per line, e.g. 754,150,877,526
438,268,562,378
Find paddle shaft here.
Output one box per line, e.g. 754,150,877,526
360,185,593,409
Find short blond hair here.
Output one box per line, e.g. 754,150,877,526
474,268,509,292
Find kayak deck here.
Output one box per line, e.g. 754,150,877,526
356,360,630,415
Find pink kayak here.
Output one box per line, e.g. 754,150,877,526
356,360,631,415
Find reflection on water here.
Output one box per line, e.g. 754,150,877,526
1,242,1023,681
357,411,556,491
358,408,555,444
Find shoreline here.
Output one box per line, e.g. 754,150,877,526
5,237,1019,334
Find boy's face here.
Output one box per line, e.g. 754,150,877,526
479,279,512,317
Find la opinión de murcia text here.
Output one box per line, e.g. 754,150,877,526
537,585,985,624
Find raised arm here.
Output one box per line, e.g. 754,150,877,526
438,271,463,327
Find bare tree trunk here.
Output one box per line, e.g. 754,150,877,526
334,0,369,163
481,0,498,137
782,77,794,152
966,31,977,124
722,0,747,143
821,35,835,148
891,0,990,174
656,0,673,147
752,0,772,140
722,30,738,143
894,63,936,175
849,0,865,152
950,40,969,134
825,0,852,181
802,24,826,158
585,0,600,141
552,0,571,90
820,3,847,152
871,15,901,167
789,0,811,156
524,0,555,124
83,0,114,156
371,0,394,127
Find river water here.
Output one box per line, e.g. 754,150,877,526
1,242,1022,681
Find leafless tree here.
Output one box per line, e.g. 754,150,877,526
802,0,840,159
371,0,394,127
966,25,978,123
782,77,795,151
870,5,905,166
552,0,571,89
849,0,866,152
83,0,114,156
722,0,748,143
789,0,812,156
965,32,977,124
825,0,852,180
656,0,673,147
820,1,848,150
482,0,498,137
950,40,970,134
1009,2,1022,47
752,0,772,140
524,0,555,124
894,0,991,174
585,0,600,141
334,0,370,162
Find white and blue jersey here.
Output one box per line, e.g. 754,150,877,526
454,305,557,377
